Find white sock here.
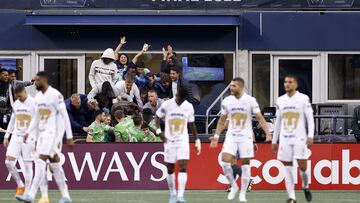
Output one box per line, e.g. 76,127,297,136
240,165,250,196
5,160,24,188
177,172,187,198
23,161,33,194
285,166,296,200
166,173,176,196
300,169,309,189
28,159,47,198
40,169,48,199
222,162,237,188
51,163,70,198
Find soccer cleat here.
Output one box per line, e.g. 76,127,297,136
225,185,231,193
168,194,177,203
284,198,297,203
16,194,35,203
239,193,247,202
177,196,187,203
303,188,312,202
37,197,50,203
227,186,239,200
246,179,254,192
15,187,25,196
58,197,72,203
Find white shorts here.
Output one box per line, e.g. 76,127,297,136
222,139,254,159
164,142,190,164
36,131,61,158
277,143,310,162
6,140,34,161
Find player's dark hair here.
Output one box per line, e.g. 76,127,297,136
170,66,181,74
284,74,299,83
0,68,8,74
114,109,124,120
14,83,25,94
177,86,188,100
7,69,16,74
36,71,49,79
93,109,103,119
132,115,143,126
232,77,245,87
142,108,153,116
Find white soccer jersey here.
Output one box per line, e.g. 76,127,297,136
4,96,36,142
221,93,260,143
27,86,73,142
272,91,315,145
156,98,194,145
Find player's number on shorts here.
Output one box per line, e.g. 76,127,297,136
230,113,247,130
282,112,300,133
16,114,31,131
39,108,51,129
168,118,186,136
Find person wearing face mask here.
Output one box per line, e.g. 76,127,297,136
88,48,118,90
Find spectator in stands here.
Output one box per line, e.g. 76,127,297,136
88,81,117,110
128,115,154,142
161,45,182,74
7,69,33,107
86,109,113,143
89,48,118,90
114,36,150,81
65,94,91,133
114,109,134,142
168,66,199,105
114,76,143,108
0,69,10,129
351,106,360,143
140,86,150,106
134,61,150,89
159,73,172,99
143,90,164,114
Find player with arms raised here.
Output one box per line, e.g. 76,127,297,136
210,77,271,202
272,75,314,203
17,71,74,203
155,87,201,203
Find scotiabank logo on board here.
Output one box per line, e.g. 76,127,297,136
0,144,359,190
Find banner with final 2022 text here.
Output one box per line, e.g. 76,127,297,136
0,143,359,190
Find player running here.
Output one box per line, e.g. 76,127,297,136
3,84,36,199
210,77,271,202
155,87,201,203
16,71,74,203
272,75,314,203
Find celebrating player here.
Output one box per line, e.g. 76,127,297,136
271,75,314,203
16,71,74,203
210,77,271,202
3,84,35,199
155,87,201,203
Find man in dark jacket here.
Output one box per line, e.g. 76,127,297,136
350,105,360,143
160,45,183,74
65,94,91,134
168,66,199,105
0,69,10,130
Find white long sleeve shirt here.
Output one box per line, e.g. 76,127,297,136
89,59,118,90
114,81,143,108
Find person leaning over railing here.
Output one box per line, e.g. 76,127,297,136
65,94,92,134
350,105,360,143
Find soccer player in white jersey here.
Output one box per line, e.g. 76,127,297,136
155,87,201,203
3,84,36,199
210,77,271,202
17,71,74,203
272,75,314,203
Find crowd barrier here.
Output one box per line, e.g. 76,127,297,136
0,144,359,190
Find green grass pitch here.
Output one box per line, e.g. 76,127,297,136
0,190,359,203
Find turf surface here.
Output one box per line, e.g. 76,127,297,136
0,190,358,203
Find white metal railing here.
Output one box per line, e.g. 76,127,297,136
205,84,230,134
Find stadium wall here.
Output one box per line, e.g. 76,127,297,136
0,144,358,190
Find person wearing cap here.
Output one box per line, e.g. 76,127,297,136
89,48,118,90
